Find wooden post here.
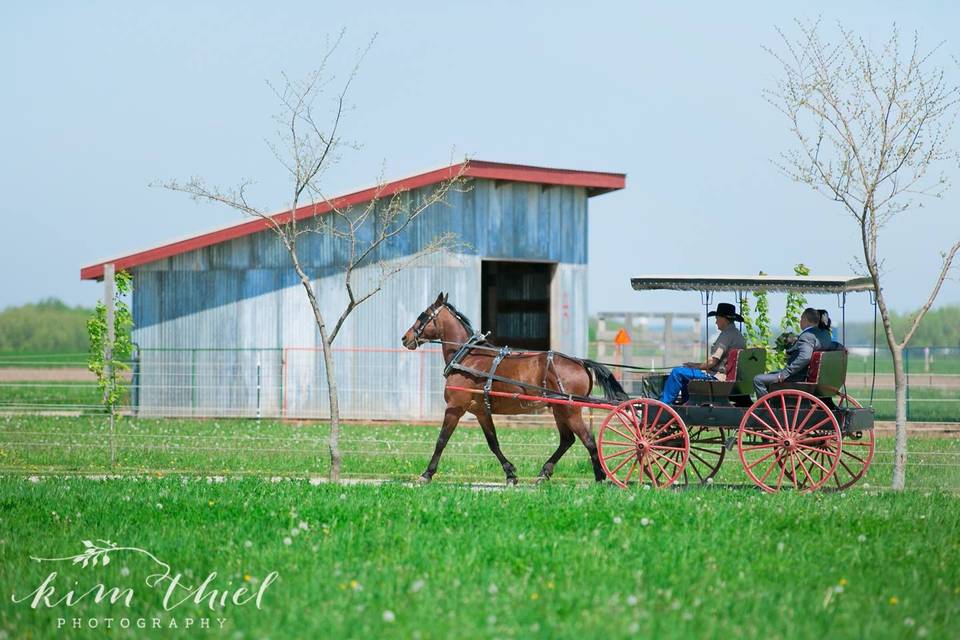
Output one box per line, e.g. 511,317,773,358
103,263,116,468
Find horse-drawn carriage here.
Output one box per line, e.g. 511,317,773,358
402,275,876,493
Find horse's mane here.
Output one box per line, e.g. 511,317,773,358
443,301,496,346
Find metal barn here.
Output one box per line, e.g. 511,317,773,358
81,161,625,420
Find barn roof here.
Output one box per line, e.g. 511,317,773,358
80,160,625,280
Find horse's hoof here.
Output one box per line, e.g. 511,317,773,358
418,474,432,485
535,475,550,486
506,477,519,486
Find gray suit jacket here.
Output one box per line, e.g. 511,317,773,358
780,328,832,381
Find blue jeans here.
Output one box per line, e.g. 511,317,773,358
659,367,715,404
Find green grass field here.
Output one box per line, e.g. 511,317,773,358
0,351,89,367
0,477,958,639
1,416,958,490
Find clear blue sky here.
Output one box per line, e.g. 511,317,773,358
3,2,958,321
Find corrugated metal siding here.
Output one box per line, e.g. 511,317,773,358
131,179,589,420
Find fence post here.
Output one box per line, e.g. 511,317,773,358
256,357,262,421
191,348,197,417
103,263,116,469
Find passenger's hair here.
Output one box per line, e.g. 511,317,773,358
817,309,832,331
801,307,820,325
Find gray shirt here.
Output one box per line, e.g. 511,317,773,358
708,325,747,376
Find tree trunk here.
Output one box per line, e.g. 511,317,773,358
319,328,342,483
890,344,907,490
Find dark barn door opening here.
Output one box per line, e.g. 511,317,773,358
481,261,553,350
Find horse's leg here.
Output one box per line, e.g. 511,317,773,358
564,406,607,482
536,408,577,484
420,405,466,483
474,410,518,485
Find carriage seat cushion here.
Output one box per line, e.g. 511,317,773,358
723,348,741,381
805,351,824,383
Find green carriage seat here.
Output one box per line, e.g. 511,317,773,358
771,349,848,398
686,347,767,405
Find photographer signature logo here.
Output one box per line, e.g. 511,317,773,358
10,539,280,631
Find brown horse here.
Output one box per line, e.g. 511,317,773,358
401,293,628,484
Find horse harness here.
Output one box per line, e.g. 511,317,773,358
443,334,570,414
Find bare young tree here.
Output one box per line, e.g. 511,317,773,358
161,34,468,481
767,20,960,489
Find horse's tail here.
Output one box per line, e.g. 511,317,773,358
582,360,630,403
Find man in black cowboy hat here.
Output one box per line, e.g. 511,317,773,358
659,302,746,404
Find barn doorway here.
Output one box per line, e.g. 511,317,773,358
480,261,554,350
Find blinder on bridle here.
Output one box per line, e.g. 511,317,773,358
410,304,444,345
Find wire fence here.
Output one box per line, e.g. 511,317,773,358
0,345,958,422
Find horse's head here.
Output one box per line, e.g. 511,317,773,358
402,293,448,350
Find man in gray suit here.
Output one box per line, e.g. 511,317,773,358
753,307,834,397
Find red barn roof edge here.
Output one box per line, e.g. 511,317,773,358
80,160,626,281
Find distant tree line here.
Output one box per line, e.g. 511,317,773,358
843,305,960,348
0,299,92,353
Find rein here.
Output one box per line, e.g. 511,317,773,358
424,338,671,372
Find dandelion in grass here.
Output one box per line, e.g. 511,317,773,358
488,583,498,595
382,610,395,623
291,528,300,537
918,626,929,637
119,566,130,577
626,595,638,606
350,580,362,591
640,517,651,527
903,618,915,627
282,536,292,546
857,534,867,543
613,516,622,525
839,578,847,586
410,579,425,593
889,596,899,605
244,540,253,549
156,503,163,510
530,592,539,601
298,521,309,531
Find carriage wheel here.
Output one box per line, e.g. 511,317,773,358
598,398,689,489
737,389,841,493
796,394,875,490
675,427,725,485
779,394,875,491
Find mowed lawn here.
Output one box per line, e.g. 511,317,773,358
0,477,957,639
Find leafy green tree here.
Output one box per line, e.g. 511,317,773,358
87,271,134,410
779,263,809,335
0,299,92,353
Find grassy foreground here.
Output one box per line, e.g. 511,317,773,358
0,477,957,639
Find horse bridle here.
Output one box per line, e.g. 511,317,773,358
410,304,445,346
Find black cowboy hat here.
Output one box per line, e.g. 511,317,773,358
707,302,744,322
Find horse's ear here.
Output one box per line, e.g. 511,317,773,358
434,292,444,305
443,292,449,303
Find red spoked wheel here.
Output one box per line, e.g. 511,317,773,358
782,394,876,491
737,389,842,493
679,427,726,485
598,398,689,489
792,394,875,490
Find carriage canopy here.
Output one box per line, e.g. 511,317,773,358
630,275,875,294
